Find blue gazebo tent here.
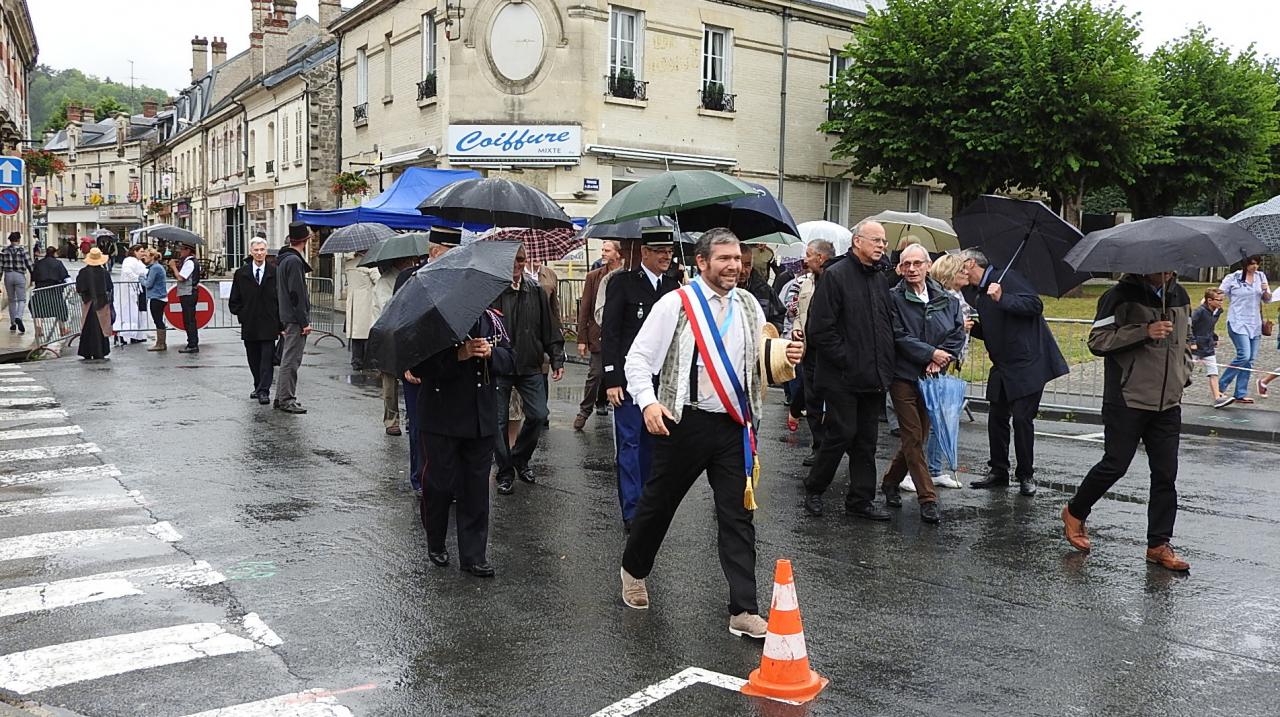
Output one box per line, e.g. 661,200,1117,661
297,167,482,229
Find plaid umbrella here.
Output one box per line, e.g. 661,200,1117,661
90,229,117,238
482,228,584,264
1229,194,1280,252
318,222,397,255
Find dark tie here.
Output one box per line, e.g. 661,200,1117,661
255,267,261,285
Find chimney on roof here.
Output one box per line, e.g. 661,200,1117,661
82,109,95,124
319,0,341,32
262,11,289,75
274,0,297,24
250,30,265,78
211,37,228,68
66,102,81,124
191,36,209,81
251,0,272,34
142,100,158,118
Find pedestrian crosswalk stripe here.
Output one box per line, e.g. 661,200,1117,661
0,397,55,408
0,521,182,562
0,490,144,517
0,464,121,488
0,408,69,422
0,385,46,392
0,425,83,441
0,377,35,383
0,443,100,462
0,615,282,694
0,561,226,618
181,688,356,717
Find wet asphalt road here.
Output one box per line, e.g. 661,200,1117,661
2,332,1279,716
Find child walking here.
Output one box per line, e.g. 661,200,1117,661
1191,288,1233,409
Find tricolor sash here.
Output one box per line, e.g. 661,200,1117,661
677,281,760,510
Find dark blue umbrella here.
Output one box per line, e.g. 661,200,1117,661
674,182,798,240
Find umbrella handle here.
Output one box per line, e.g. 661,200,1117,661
995,228,1033,285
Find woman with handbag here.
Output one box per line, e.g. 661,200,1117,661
113,244,149,346
1217,256,1272,404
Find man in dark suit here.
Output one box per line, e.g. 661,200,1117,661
601,226,681,532
960,249,1068,495
406,310,514,578
228,237,280,405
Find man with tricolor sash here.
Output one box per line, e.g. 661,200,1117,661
618,229,804,639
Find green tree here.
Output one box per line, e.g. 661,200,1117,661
1125,28,1280,218
822,0,1033,210
94,96,129,121
1011,0,1170,226
29,65,169,137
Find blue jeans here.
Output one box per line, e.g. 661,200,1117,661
1219,328,1261,399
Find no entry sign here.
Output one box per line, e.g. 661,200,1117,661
0,189,20,216
165,285,215,330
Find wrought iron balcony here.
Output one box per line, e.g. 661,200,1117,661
605,74,647,101
247,166,256,179
353,103,369,123
699,85,735,113
417,75,437,101
265,160,275,175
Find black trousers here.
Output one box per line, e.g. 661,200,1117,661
244,339,276,396
1068,404,1180,548
179,293,199,348
804,391,883,509
799,356,823,449
148,298,166,329
420,433,492,566
349,338,367,370
988,380,1042,480
622,408,758,615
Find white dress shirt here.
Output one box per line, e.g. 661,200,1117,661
641,263,661,291
625,277,763,413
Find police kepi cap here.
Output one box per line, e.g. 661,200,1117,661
429,226,463,247
640,226,675,246
287,221,311,243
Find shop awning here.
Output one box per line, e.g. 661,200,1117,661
375,146,436,169
297,167,481,229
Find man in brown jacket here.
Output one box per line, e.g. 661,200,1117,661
575,241,623,430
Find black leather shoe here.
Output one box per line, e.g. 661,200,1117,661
802,493,824,516
250,392,260,399
889,428,901,438
596,405,609,416
623,520,632,535
460,562,495,577
920,502,941,524
517,467,536,484
883,489,902,508
970,472,1011,489
178,346,199,354
258,394,270,405
428,550,449,567
1018,479,1037,496
496,479,514,495
802,451,818,467
846,502,891,521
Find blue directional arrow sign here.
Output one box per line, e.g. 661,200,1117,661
0,156,24,187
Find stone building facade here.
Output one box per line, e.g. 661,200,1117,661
331,0,949,229
1,0,36,244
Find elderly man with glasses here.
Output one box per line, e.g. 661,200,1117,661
802,219,898,520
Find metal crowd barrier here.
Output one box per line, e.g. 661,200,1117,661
26,276,346,358
557,276,586,341
957,318,1103,411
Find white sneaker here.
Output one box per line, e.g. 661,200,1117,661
900,477,917,492
933,474,963,489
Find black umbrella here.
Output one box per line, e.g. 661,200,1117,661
674,182,799,240
1066,216,1269,277
955,195,1089,298
366,240,521,374
582,214,678,240
418,178,573,229
145,225,205,246
318,222,397,255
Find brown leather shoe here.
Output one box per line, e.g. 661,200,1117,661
1145,544,1190,572
1061,505,1091,552
573,414,587,431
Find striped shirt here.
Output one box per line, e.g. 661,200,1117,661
0,244,32,274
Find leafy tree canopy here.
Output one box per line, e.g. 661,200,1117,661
29,64,169,136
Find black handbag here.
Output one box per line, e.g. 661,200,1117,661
136,286,147,313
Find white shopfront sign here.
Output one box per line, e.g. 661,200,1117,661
446,125,582,160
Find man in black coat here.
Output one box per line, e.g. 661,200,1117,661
229,237,280,406
960,249,1068,495
802,220,897,520
600,227,681,531
406,310,515,578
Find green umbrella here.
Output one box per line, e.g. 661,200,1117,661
740,231,801,246
590,170,758,225
360,232,432,266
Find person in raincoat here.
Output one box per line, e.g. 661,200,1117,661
345,251,380,370
113,244,149,346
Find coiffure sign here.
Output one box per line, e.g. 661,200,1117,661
447,125,582,159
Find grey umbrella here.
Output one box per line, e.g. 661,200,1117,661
318,222,397,255
1228,195,1280,252
1066,216,1269,277
145,225,205,246
866,210,959,253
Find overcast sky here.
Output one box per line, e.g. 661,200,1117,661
28,0,1280,96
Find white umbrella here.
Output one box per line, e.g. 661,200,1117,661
866,210,959,253
792,220,854,257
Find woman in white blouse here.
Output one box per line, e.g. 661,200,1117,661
1217,256,1272,403
112,244,150,346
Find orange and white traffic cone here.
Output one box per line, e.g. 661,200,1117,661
741,559,828,703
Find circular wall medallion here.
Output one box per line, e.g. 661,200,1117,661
489,3,545,82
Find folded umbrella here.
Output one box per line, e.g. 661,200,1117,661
419,177,573,229
866,210,959,253
1066,216,1269,277
366,241,522,374
144,225,205,246
589,170,757,225
318,222,397,255
918,374,967,474
675,182,798,240
482,228,583,264
954,195,1089,298
359,232,431,267
1228,195,1280,252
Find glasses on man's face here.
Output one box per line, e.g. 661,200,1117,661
645,246,674,255
899,260,927,269
855,234,888,247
